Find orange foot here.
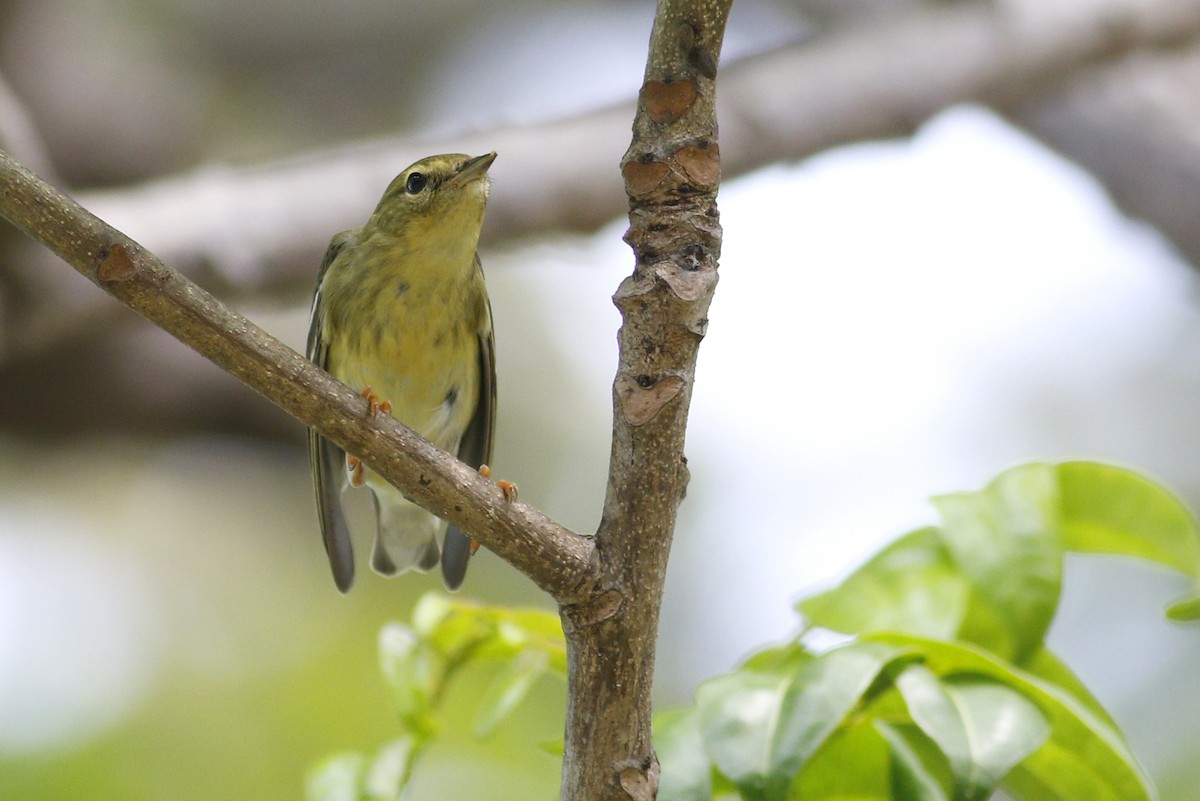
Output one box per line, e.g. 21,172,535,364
360,385,392,416
479,464,519,503
346,454,366,487
473,465,519,556
497,480,518,502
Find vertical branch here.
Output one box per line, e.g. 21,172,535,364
559,2,731,800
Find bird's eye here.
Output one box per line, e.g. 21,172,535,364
405,172,427,194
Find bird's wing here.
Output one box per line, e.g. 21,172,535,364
441,257,497,590
308,233,356,593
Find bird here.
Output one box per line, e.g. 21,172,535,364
307,152,497,593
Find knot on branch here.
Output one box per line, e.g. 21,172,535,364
616,372,685,426
642,78,697,124
658,258,717,303
561,587,624,633
612,255,714,342
617,754,661,801
94,242,136,284
622,141,721,200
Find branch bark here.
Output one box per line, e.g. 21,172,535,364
557,2,729,800
0,149,595,603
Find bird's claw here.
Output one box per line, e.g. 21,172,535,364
360,385,392,416
497,480,518,503
479,464,518,503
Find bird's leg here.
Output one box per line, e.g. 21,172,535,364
472,464,518,556
346,454,366,487
344,386,392,488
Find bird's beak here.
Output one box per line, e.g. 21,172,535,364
448,152,497,187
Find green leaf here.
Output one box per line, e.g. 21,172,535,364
695,670,792,801
378,594,565,733
932,463,1064,663
411,592,454,635
1166,591,1200,621
943,677,1050,799
696,642,905,801
412,594,566,674
1057,461,1200,576
1019,648,1117,730
896,665,1049,800
798,527,969,640
875,723,952,801
790,718,894,800
867,634,1153,801
377,623,437,738
800,462,1200,659
362,737,416,800
740,640,816,674
655,708,713,801
894,665,973,794
473,648,550,738
306,752,367,801
494,607,570,676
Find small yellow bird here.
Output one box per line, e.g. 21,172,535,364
307,152,497,592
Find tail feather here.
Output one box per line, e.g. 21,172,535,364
371,493,444,577
441,526,472,590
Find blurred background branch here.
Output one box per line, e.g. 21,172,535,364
7,1,1200,443
0,70,59,184
2,0,1200,383
4,0,1199,440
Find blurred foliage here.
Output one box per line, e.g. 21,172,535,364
307,595,566,801
324,461,1200,800
0,437,564,801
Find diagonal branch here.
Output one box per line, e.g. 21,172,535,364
0,148,596,603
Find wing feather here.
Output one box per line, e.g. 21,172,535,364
308,234,356,593
441,258,496,590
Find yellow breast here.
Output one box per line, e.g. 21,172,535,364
320,232,488,451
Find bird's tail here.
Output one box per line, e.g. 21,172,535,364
370,492,442,577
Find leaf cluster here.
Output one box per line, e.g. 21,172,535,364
307,595,566,801
307,461,1200,801
659,461,1200,801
